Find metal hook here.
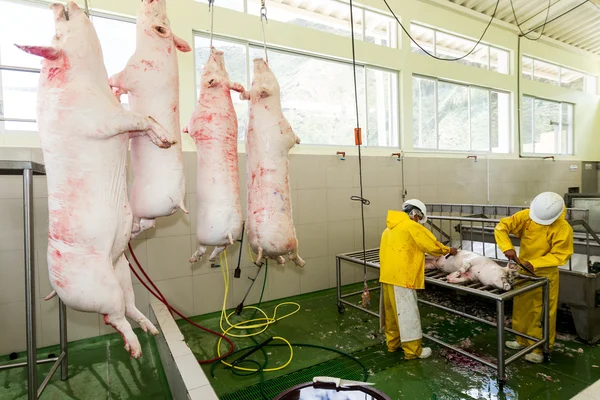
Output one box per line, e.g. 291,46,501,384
209,0,215,48
260,0,268,62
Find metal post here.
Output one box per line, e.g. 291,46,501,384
59,299,68,380
23,168,37,400
496,300,506,387
542,280,550,358
336,258,342,307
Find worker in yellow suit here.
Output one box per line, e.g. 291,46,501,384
379,199,457,360
494,192,573,364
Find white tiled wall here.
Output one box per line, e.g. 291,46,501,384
0,148,581,354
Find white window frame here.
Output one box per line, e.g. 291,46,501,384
409,22,510,74
521,95,574,156
412,74,511,153
522,55,596,94
195,0,399,49
0,1,136,133
193,32,401,148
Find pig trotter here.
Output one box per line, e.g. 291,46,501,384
294,135,301,145
209,246,226,262
228,233,234,245
104,314,142,358
276,256,286,265
291,253,306,267
255,247,263,265
190,245,207,263
178,200,189,214
230,82,246,94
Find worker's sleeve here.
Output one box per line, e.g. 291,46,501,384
409,224,450,256
529,225,574,269
494,210,527,253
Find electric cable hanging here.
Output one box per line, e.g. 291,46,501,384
348,0,371,309
381,0,500,62
208,0,215,48
260,0,269,63
510,0,552,40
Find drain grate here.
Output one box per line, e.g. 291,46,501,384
220,343,396,400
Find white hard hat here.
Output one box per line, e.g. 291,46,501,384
529,192,564,226
403,199,427,224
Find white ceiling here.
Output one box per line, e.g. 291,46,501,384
442,0,600,55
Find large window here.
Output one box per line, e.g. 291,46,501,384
412,76,510,153
194,35,399,147
522,56,597,94
195,0,398,48
0,0,135,133
521,96,574,155
410,23,509,74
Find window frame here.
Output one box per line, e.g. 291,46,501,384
409,22,510,74
521,95,575,156
412,74,511,154
0,1,136,133
193,31,401,148
521,55,596,94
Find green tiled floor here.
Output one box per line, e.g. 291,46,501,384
0,329,171,400
179,283,600,400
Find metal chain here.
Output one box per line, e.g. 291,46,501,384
209,0,215,49
260,0,268,63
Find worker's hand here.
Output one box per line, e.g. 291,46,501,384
522,260,534,271
449,248,458,256
504,249,518,261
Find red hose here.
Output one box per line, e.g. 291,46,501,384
126,243,235,364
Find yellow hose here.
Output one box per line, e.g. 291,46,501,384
217,249,298,372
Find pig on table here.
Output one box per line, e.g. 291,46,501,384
185,48,245,263
109,0,191,238
425,255,461,274
17,2,177,358
434,251,520,291
242,59,304,267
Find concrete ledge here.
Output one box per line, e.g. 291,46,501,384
571,379,600,399
150,303,218,400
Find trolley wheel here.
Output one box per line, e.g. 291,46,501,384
543,352,550,363
337,304,345,314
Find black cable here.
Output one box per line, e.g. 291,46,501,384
510,0,552,40
348,0,369,301
518,0,561,26
381,0,500,62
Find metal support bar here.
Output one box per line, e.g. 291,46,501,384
339,299,380,318
0,65,41,73
23,168,37,400
0,357,58,371
37,352,66,398
0,118,37,123
423,334,497,369
59,299,68,380
497,300,505,383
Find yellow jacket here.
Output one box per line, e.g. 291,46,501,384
379,211,451,289
494,208,574,269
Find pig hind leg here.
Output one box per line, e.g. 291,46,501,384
209,246,227,262
290,252,306,267
114,255,158,335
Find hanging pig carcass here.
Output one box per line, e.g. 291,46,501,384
242,59,305,267
17,2,177,358
185,48,245,262
109,0,191,238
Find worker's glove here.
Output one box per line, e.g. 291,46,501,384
504,249,517,261
449,248,458,256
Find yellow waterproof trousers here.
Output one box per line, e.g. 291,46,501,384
513,266,559,355
381,283,422,359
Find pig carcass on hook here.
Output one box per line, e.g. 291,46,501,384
109,0,192,238
242,59,305,267
428,250,520,291
185,48,245,263
16,1,177,358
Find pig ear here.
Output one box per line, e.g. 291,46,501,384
174,35,192,53
15,44,60,60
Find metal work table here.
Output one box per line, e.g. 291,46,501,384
0,160,68,399
336,248,549,387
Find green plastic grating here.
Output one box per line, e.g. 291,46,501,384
220,343,397,400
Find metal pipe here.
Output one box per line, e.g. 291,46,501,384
341,287,381,298
336,258,342,307
0,357,58,371
59,299,68,380
496,300,505,383
505,342,545,365
340,300,379,318
423,334,497,369
0,65,41,73
37,352,66,398
0,118,37,123
543,281,550,355
23,168,37,400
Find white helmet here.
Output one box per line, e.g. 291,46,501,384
403,199,427,224
529,192,564,226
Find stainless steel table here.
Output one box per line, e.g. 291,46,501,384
0,160,68,399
